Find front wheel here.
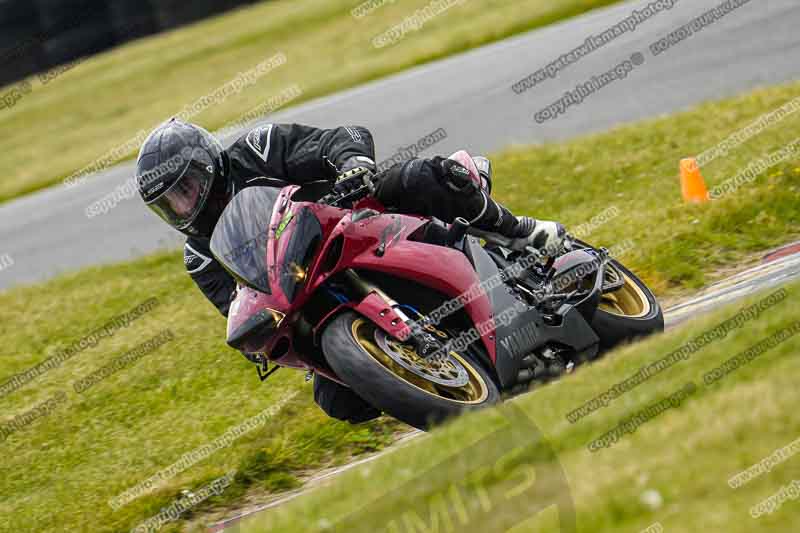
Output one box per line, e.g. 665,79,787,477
321,312,500,430
592,259,664,351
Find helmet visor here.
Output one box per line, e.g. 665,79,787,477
147,156,214,230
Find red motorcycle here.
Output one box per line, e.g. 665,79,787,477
210,152,663,430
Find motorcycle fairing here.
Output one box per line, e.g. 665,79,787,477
335,213,498,363
466,238,599,388
219,184,600,390
216,187,487,366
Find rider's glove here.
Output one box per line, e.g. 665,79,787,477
340,155,376,174
510,217,566,255
325,160,377,207
332,156,377,195
431,156,480,195
331,166,375,197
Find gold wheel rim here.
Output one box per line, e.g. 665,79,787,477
350,319,489,404
598,272,651,318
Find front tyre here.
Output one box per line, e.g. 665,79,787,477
321,312,500,430
592,259,664,351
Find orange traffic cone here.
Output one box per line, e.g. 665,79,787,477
680,158,709,203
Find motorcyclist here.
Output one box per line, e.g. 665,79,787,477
136,118,565,423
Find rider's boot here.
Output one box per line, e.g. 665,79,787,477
468,192,566,253
435,154,566,253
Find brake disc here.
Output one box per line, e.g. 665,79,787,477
374,329,470,388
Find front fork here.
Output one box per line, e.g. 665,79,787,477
343,269,446,357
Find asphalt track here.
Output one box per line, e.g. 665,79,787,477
1,0,798,290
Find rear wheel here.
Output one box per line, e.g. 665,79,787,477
592,260,664,351
322,312,500,430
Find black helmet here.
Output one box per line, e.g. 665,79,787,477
137,118,230,238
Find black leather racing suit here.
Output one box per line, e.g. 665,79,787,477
184,123,520,423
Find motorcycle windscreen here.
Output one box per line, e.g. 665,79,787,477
210,186,279,294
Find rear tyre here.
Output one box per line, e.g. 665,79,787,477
322,312,500,430
592,259,664,351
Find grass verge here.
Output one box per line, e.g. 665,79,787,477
235,279,800,532
2,81,800,531
0,0,624,202
0,252,404,533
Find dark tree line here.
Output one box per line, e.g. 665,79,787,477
0,0,264,85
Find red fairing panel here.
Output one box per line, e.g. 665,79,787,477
338,213,497,362
226,286,284,342
227,186,498,369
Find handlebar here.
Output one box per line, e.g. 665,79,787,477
318,167,380,207
319,184,372,207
